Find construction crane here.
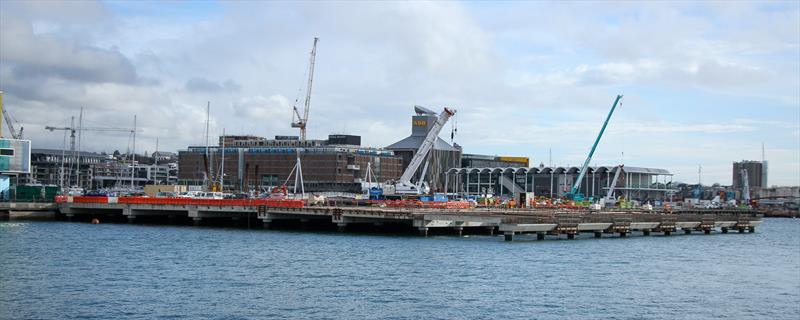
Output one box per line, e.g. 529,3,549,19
45,125,136,152
291,37,319,141
740,168,751,206
45,121,138,188
394,106,456,195
603,164,624,204
0,91,24,139
567,94,623,201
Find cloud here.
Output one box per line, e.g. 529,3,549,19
185,78,241,93
1,1,797,185
0,14,139,85
232,95,291,120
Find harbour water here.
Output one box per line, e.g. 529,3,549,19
1,218,798,319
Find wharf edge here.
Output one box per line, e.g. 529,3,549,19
53,200,763,241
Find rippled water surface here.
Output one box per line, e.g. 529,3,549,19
1,219,799,319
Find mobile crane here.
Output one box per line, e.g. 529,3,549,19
566,94,623,201
393,106,456,195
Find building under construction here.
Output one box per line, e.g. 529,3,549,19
177,135,403,193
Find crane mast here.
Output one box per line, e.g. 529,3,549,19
569,94,623,200
394,107,455,194
292,37,318,141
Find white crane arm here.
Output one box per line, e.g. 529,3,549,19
398,107,455,183
2,106,20,139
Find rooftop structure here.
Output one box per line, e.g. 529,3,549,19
445,165,675,202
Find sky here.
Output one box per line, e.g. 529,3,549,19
0,0,798,186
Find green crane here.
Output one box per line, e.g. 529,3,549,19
567,94,623,201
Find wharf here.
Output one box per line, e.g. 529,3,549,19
57,199,763,241
1,202,59,220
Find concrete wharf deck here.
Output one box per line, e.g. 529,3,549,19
57,201,763,241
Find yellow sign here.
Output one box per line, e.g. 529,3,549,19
498,156,529,166
413,120,427,126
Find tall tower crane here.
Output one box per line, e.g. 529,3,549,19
45,121,138,189
291,37,319,141
0,91,24,139
45,125,136,153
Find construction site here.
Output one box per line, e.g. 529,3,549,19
0,37,773,238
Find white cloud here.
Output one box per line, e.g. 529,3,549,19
1,1,798,185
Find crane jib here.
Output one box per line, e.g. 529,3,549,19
570,95,623,196
397,107,456,185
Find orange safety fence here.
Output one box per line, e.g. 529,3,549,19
375,200,471,209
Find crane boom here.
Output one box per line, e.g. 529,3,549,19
291,37,318,141
605,164,624,201
740,168,750,204
1,91,23,139
3,108,20,139
570,94,623,198
394,107,455,194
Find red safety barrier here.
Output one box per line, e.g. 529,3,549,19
72,196,110,203
117,197,305,208
65,196,305,208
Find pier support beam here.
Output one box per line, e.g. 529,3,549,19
739,228,746,233
704,229,711,235
504,232,514,242
721,227,728,234
66,214,74,222
486,227,495,236
567,233,576,240
337,223,347,232
193,217,202,226
619,232,627,238
127,215,136,223
748,226,755,233
455,227,463,237
537,232,545,241
642,229,651,236
594,231,602,238
418,227,429,237
684,229,692,235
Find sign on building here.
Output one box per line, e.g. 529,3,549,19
0,138,31,174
